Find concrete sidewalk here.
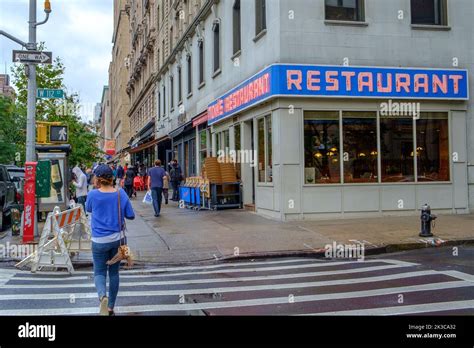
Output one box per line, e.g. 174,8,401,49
128,191,474,263
1,192,473,266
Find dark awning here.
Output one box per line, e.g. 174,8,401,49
128,138,158,154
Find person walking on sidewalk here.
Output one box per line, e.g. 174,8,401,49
147,159,167,217
116,165,124,187
170,159,183,201
124,165,135,198
162,169,170,205
86,164,135,316
72,166,88,212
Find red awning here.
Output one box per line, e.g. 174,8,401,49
192,111,208,127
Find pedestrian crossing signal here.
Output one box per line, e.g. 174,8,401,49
49,125,68,143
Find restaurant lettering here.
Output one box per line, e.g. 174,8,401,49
207,64,468,125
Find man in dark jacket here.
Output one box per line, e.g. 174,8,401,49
124,166,136,198
170,160,182,201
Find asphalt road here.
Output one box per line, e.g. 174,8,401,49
0,246,473,315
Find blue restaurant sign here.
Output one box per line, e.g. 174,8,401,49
207,64,469,125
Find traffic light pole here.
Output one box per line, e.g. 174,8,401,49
0,0,51,162
26,0,38,163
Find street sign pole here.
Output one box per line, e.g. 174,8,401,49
25,0,38,163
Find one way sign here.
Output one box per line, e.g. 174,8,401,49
12,50,52,64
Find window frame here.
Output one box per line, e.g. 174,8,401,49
177,65,182,104
212,20,221,76
198,39,205,86
256,114,273,185
324,0,366,23
233,0,242,56
186,54,192,97
302,109,452,187
410,0,449,27
255,0,267,37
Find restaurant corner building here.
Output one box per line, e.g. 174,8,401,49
153,0,473,221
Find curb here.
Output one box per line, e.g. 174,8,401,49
69,237,474,268
4,238,473,269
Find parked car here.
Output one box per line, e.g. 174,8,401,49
6,165,24,199
0,165,18,231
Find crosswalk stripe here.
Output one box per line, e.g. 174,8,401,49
0,280,470,315
9,259,395,282
0,270,442,301
13,258,416,277
307,299,474,316
1,264,409,289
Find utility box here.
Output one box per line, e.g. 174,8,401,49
36,160,51,198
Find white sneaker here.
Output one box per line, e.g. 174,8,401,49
99,296,109,316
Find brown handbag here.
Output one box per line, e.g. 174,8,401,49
106,189,133,268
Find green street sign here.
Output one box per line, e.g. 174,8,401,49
37,89,64,99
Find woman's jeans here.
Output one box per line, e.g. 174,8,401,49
92,239,124,309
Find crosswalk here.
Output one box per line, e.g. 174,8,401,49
0,257,473,315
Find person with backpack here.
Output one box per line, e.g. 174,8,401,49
124,165,135,198
170,159,183,201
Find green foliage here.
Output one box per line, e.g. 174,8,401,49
11,44,102,167
0,95,23,164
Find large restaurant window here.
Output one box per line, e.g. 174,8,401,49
304,111,340,184
411,0,448,25
380,117,414,182
325,0,365,22
258,115,272,183
416,113,449,181
304,110,451,185
343,112,377,183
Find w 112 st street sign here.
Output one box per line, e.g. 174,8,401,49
37,89,64,99
12,50,52,64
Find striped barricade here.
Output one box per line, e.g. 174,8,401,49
15,204,91,273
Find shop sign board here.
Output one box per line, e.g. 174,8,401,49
207,64,469,126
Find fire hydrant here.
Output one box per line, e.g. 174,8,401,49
419,204,437,237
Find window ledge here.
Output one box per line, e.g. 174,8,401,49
212,68,222,79
198,81,206,90
187,92,193,99
324,20,368,27
411,24,451,31
253,29,267,43
231,50,242,61
178,101,183,107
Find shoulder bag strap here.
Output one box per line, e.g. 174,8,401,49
117,189,126,244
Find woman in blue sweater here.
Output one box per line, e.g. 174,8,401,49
86,165,135,316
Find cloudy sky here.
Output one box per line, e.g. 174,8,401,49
0,0,113,122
